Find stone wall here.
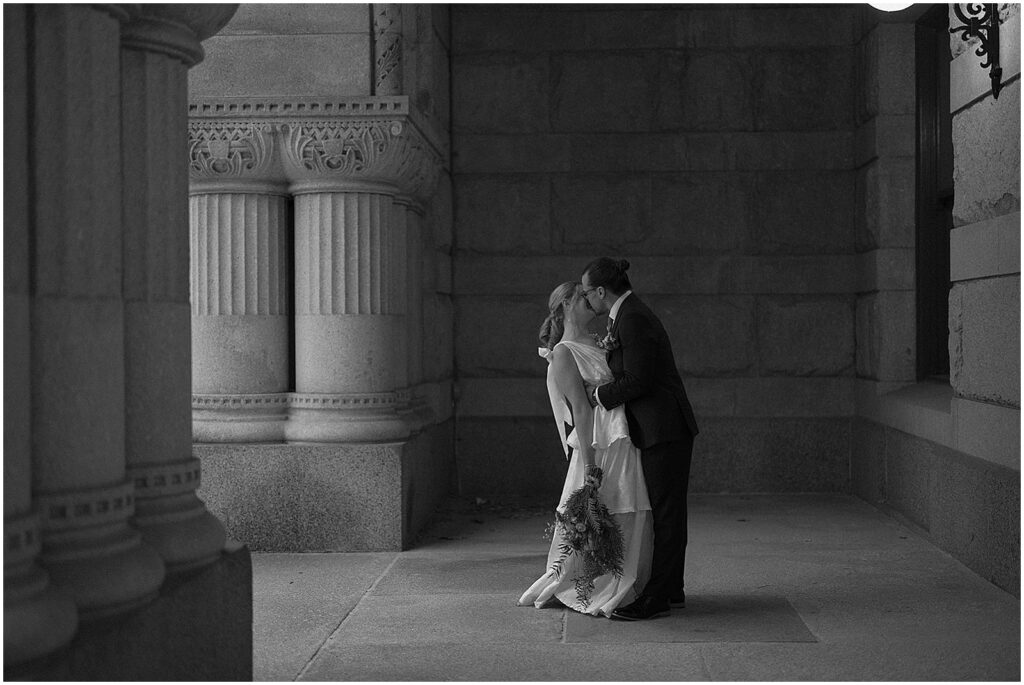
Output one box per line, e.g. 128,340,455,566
450,4,863,498
851,4,1019,597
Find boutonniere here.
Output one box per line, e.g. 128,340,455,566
592,332,620,351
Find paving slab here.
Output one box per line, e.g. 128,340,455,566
372,553,547,596
252,495,1020,682
326,593,563,645
565,593,816,643
252,552,395,681
300,642,711,681
699,634,1020,681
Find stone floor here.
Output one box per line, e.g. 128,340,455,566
253,494,1020,681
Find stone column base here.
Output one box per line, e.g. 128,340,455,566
4,544,252,681
195,420,454,551
284,392,411,443
192,393,289,442
3,512,78,667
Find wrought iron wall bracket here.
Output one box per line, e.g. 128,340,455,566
950,3,1003,99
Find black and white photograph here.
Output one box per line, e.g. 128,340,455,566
4,1,1020,681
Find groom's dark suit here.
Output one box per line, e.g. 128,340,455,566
596,293,698,604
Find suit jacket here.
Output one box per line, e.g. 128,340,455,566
596,294,699,449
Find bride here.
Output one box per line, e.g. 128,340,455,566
518,281,653,618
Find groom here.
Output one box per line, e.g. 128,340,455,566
581,257,699,621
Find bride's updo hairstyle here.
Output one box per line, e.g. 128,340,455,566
582,257,632,294
539,281,579,350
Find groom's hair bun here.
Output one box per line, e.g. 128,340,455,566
582,257,632,294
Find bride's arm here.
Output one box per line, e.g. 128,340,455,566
550,346,595,469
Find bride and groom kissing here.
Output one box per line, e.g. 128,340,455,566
518,257,699,621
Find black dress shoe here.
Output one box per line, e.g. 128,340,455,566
670,592,686,608
611,596,670,621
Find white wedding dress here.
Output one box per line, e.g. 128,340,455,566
519,339,653,618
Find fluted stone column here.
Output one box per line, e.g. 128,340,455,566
120,6,234,573
28,3,165,619
189,121,291,442
287,187,409,441
277,108,441,442
186,98,442,445
3,4,78,664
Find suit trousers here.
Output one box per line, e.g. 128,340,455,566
639,432,695,602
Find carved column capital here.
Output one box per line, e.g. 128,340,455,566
188,96,445,203
188,121,287,194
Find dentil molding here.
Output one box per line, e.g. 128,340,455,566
188,96,444,202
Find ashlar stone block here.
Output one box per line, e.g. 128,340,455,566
758,296,855,376
931,446,1020,594
855,157,915,251
550,52,655,132
189,34,372,97
455,417,568,499
572,9,677,51
731,6,861,48
421,294,454,382
854,114,915,168
452,134,571,174
552,175,651,253
754,172,854,255
952,81,1021,227
855,291,915,382
455,176,550,255
218,3,369,36
654,50,755,131
455,295,544,378
754,48,855,131
569,134,686,173
654,295,756,376
451,6,564,54
851,417,886,505
857,23,916,121
689,417,851,493
883,426,936,531
650,173,753,254
452,53,550,134
948,276,1020,407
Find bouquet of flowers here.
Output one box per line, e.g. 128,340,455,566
549,465,625,608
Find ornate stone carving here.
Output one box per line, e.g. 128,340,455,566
285,120,403,177
192,394,292,410
283,119,441,199
37,482,136,532
188,96,444,202
192,393,290,443
290,391,398,408
285,392,410,443
5,511,42,568
189,122,273,176
373,4,403,96
188,122,284,193
131,460,203,499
